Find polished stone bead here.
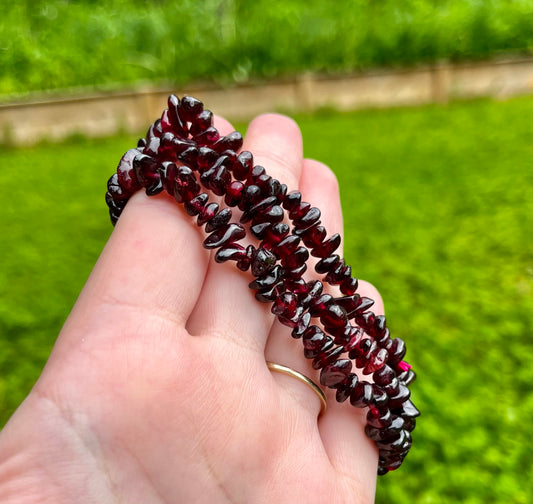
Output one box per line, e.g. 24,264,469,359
189,109,213,135
403,417,416,432
178,146,199,167
344,327,364,353
160,109,173,133
302,326,333,359
160,132,194,159
373,365,395,386
179,95,204,122
254,285,281,303
245,195,279,219
372,384,389,408
233,151,253,180
254,173,274,194
364,348,389,374
309,294,334,316
302,225,326,249
315,255,340,274
238,184,262,211
293,207,321,232
225,180,244,207
377,429,408,451
197,202,219,226
289,202,311,221
251,247,277,277
356,340,377,368
388,338,407,366
184,193,209,216
240,196,278,223
200,156,231,196
320,303,348,328
334,293,360,316
236,244,255,272
107,199,123,225
311,233,342,259
325,261,351,286
312,345,344,370
203,223,246,249
336,373,358,403
249,264,283,290
291,312,311,339
250,164,266,181
383,377,400,396
340,276,359,295
350,381,374,408
355,311,376,332
284,277,307,295
262,223,290,248
278,308,305,329
365,425,384,442
167,95,187,136
262,178,282,197
367,407,392,428
335,294,368,318
388,384,411,408
117,149,143,194
194,126,220,147
331,322,355,345
272,292,298,318
250,223,272,239
212,131,243,153
145,121,161,141
107,173,127,201
397,368,416,386
373,315,386,336
320,359,352,387
282,247,309,269
297,280,323,309
348,337,372,359
282,190,302,211
273,235,301,259
283,263,307,280
210,164,232,196
375,324,390,348
174,166,200,203
215,244,246,264
159,161,178,194
196,147,219,172
251,204,284,225
145,178,164,196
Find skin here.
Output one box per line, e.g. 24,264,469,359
0,113,383,504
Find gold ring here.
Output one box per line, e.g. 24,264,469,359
266,361,327,416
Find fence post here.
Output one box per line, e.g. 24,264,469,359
431,61,451,104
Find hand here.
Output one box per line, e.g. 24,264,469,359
0,113,383,503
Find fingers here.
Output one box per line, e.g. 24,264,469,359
318,280,383,488
265,159,343,418
244,113,304,192
58,116,238,348
186,115,304,349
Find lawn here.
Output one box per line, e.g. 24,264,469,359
1,96,532,503
3,0,533,97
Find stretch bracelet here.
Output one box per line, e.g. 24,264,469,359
105,95,419,475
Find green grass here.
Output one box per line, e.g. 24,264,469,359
1,96,533,503
3,0,533,97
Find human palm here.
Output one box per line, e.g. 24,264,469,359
0,114,381,503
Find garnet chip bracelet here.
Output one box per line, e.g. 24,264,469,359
105,95,419,475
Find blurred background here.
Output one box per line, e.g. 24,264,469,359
1,1,532,503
